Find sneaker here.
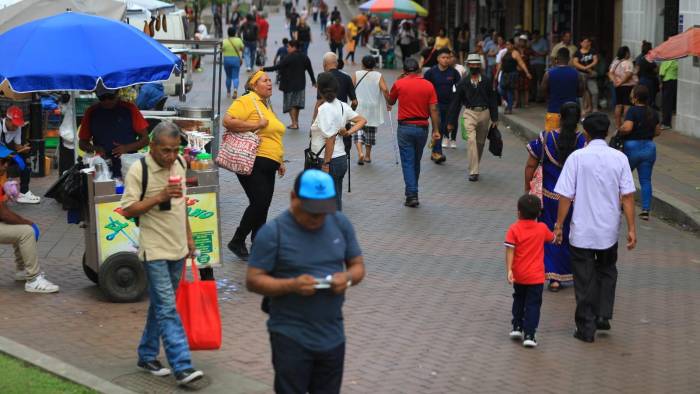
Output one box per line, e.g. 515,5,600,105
404,196,419,208
441,140,448,148
523,334,538,347
175,368,204,385
25,273,59,293
659,124,671,130
137,360,171,377
227,240,249,261
509,328,524,340
17,191,41,204
14,269,26,281
639,211,650,221
450,140,457,149
596,317,611,331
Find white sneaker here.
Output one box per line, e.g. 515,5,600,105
441,140,448,148
450,140,457,149
523,334,538,348
25,273,59,293
15,269,27,281
17,191,41,204
509,329,524,340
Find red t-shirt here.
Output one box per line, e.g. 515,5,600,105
78,101,149,141
328,24,345,43
257,17,269,39
504,219,555,285
389,74,438,126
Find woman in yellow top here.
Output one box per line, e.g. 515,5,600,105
345,18,359,65
222,27,245,99
434,28,452,51
223,71,286,260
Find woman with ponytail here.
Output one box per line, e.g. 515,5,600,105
618,85,661,220
524,102,586,291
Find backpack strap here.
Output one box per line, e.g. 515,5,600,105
139,157,148,202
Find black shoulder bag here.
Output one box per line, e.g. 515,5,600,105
304,104,343,169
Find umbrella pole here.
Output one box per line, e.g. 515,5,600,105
70,92,78,163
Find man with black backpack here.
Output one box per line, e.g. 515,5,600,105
121,121,204,386
240,14,259,72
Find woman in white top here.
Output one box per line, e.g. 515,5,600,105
352,55,391,164
311,72,366,210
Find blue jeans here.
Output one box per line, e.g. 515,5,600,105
270,332,345,394
432,106,449,154
137,259,192,373
328,155,348,211
512,284,544,336
397,124,429,197
223,56,241,93
244,41,257,70
623,139,656,211
301,41,310,55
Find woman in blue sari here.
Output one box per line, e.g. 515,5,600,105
524,102,587,291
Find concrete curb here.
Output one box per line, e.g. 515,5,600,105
0,336,135,394
501,113,700,233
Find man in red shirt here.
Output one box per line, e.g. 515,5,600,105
326,18,345,60
79,85,149,178
386,58,440,208
504,194,556,347
256,12,270,53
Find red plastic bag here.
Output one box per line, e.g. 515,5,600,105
176,258,222,350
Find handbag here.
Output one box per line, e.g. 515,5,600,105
609,132,624,150
487,124,503,157
215,99,264,175
176,257,222,350
529,132,546,202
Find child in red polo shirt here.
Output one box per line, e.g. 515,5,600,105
504,194,555,347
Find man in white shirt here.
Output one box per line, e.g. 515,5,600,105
1,106,40,204
553,112,637,343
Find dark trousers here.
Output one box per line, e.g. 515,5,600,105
661,79,677,126
328,155,348,211
431,106,453,155
511,283,543,336
270,332,345,394
329,42,343,60
570,243,619,338
233,156,280,243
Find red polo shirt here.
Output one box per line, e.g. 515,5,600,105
504,219,555,285
257,16,269,39
389,74,437,127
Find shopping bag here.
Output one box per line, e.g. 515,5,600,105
176,258,222,350
215,131,259,175
529,165,543,202
460,113,468,141
487,125,503,157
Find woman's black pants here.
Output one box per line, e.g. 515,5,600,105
232,156,280,243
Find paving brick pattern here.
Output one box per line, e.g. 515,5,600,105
1,2,700,393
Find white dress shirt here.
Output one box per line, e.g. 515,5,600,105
554,139,636,250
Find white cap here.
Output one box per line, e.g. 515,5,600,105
466,53,482,65
518,34,529,40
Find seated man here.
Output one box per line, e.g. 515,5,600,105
0,146,58,293
79,84,150,178
136,83,165,111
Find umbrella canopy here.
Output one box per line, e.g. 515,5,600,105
358,0,428,19
0,11,181,93
646,27,700,62
0,0,126,34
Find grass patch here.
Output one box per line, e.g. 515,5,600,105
0,352,96,394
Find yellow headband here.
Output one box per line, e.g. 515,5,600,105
249,70,265,87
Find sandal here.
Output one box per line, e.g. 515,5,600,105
287,125,299,130
364,159,372,164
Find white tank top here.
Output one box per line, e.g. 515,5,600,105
354,70,384,127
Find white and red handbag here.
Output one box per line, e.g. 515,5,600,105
215,100,264,175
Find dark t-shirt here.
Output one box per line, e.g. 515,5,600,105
624,105,659,140
635,54,658,80
289,12,300,29
316,69,356,103
241,22,259,42
423,66,462,108
297,25,311,43
249,210,362,351
574,48,597,72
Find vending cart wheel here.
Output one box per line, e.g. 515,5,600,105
98,252,146,303
82,253,99,284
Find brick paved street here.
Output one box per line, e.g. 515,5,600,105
1,2,700,393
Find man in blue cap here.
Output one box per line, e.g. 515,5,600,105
0,145,59,293
246,169,365,394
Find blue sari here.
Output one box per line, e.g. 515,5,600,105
527,131,586,282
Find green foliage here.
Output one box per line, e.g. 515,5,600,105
0,353,96,394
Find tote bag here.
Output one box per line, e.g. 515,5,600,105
529,132,545,202
176,258,222,350
216,99,264,175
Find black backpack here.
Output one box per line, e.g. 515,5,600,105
133,156,185,226
242,23,258,42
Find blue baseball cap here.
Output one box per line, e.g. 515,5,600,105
0,145,25,170
293,169,337,214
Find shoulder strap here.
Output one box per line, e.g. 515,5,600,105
354,70,371,89
139,157,148,202
228,38,240,57
311,102,342,156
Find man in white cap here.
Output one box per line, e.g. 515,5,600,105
447,53,499,182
